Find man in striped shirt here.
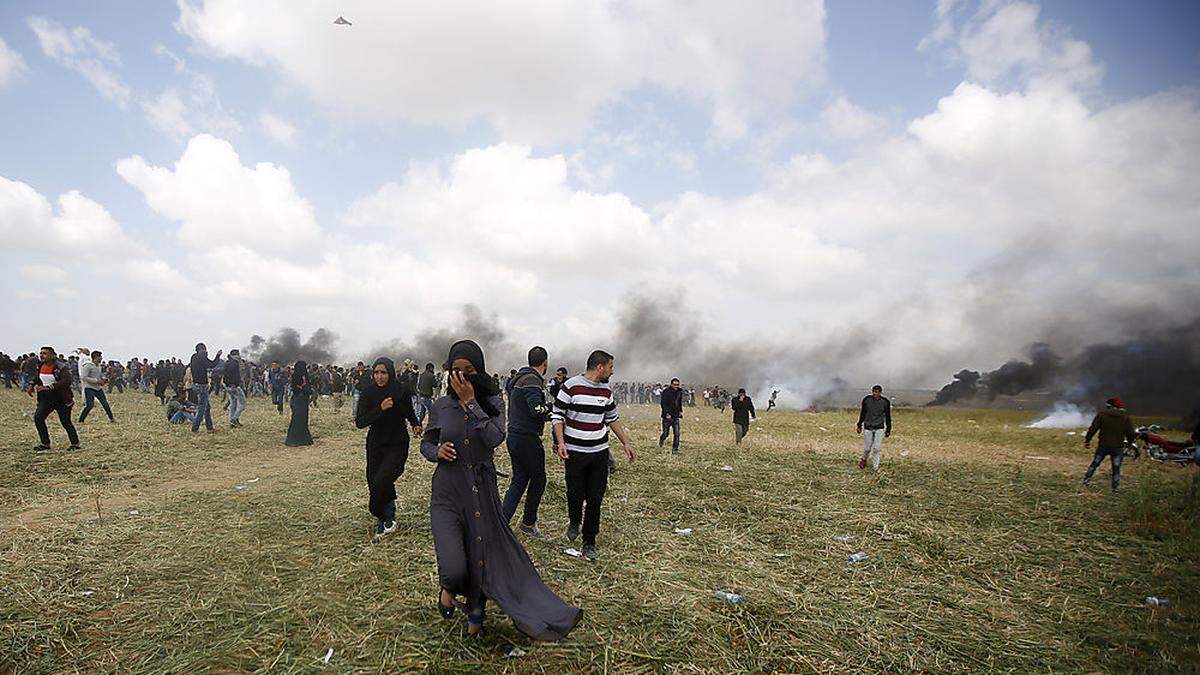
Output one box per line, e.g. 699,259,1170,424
551,350,636,561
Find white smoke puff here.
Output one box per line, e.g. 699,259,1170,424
1025,402,1091,429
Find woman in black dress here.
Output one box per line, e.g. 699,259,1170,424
421,340,581,640
355,357,421,537
284,360,313,447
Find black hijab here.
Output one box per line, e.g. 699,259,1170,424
361,356,402,413
291,360,308,392
445,339,500,416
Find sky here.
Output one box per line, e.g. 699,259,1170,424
1,0,1198,389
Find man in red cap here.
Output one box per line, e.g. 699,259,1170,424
1083,397,1136,493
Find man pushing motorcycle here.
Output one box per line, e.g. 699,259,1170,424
1082,397,1137,494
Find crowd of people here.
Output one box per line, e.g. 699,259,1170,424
5,338,803,640
5,337,1196,646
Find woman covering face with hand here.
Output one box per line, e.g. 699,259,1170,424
421,340,581,641
355,357,422,538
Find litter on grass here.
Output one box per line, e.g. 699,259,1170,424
674,528,693,535
1024,456,1051,461
246,478,260,483
719,465,734,472
819,426,828,432
1066,431,1077,436
1146,596,1170,607
715,590,746,604
321,647,333,664
899,450,911,457
564,548,583,558
848,552,868,563
834,535,855,543
128,510,139,516
504,645,526,657
234,484,247,490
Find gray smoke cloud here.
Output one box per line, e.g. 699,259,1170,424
362,305,524,373
244,327,338,365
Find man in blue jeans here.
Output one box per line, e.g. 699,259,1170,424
658,378,684,454
188,342,222,433
416,362,436,425
501,346,554,539
223,349,246,428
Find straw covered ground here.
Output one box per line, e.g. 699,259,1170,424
1,387,1197,673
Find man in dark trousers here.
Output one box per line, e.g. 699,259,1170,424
78,349,115,423
731,388,755,444
1083,397,1137,493
188,342,223,433
552,350,636,561
502,346,554,539
857,385,892,471
658,377,684,454
29,346,81,451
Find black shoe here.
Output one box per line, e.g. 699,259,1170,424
583,544,599,561
34,444,51,453
566,522,579,542
519,523,547,540
438,590,456,620
68,444,81,451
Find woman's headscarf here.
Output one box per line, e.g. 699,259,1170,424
446,339,500,416
360,356,401,414
291,360,308,391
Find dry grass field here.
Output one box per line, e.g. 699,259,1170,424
1,387,1197,673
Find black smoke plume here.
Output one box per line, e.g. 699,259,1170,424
929,319,1200,416
927,369,981,406
244,328,338,365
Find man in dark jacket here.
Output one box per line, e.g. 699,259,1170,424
857,385,893,471
223,349,246,428
658,377,685,454
416,362,436,425
548,367,568,401
501,346,554,538
29,346,81,451
1083,397,1137,493
188,342,222,433
731,388,755,444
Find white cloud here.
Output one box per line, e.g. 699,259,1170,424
821,96,885,140
143,74,241,139
258,111,296,146
921,0,1103,92
116,134,320,255
176,0,826,143
0,177,136,260
19,264,68,284
0,37,28,89
28,16,131,106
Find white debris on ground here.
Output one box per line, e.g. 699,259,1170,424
674,528,693,535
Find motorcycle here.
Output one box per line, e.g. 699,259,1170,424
1133,425,1200,466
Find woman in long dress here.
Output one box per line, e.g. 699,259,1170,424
284,360,313,447
355,357,421,537
421,340,582,640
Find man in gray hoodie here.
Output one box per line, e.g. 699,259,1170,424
78,349,115,423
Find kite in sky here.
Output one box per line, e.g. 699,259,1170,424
334,16,352,26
